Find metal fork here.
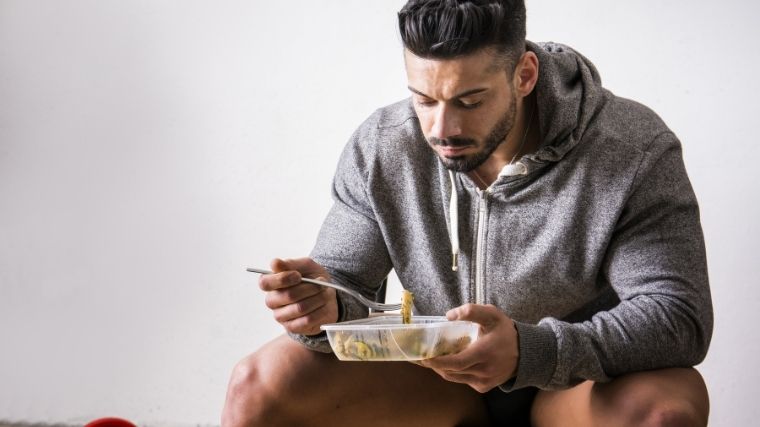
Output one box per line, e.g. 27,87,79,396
246,267,402,312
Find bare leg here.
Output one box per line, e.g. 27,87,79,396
532,367,709,427
222,335,489,427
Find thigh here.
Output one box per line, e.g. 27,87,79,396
247,334,490,427
531,368,709,427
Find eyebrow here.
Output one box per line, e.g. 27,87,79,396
407,86,489,100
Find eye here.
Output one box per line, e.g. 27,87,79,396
415,98,436,108
457,99,482,110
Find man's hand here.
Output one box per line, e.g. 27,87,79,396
259,257,339,336
420,303,519,393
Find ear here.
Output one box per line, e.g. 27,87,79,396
513,51,539,97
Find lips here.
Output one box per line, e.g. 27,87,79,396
437,145,472,157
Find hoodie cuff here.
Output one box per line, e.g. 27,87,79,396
336,290,370,323
287,298,343,353
287,330,333,353
499,321,558,392
289,290,368,354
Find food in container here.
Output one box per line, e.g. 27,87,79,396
321,315,478,361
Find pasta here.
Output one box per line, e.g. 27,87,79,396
331,329,471,361
325,314,478,361
401,289,414,324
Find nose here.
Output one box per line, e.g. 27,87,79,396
429,104,462,140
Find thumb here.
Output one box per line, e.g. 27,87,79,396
446,303,504,331
270,258,291,273
270,257,324,277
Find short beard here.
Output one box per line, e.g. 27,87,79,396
428,96,517,172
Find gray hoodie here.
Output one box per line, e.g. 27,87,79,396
295,41,713,392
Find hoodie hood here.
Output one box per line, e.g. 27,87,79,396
444,41,610,270
526,41,608,164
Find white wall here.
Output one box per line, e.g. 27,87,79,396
0,1,757,426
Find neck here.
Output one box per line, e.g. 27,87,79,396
468,95,537,189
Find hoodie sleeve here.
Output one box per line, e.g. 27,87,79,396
504,131,713,391
288,114,394,352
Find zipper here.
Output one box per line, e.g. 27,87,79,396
474,187,491,305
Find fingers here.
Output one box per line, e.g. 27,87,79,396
431,368,496,394
423,349,509,393
262,257,330,292
264,282,324,309
422,350,480,372
268,284,338,335
276,289,338,335
271,257,327,278
425,348,507,378
259,257,338,335
446,303,502,331
421,303,519,392
259,270,301,291
424,355,498,393
272,290,329,323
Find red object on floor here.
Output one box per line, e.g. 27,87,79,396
84,417,137,427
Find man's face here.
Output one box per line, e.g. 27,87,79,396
404,48,517,172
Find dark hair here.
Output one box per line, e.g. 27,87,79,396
398,0,526,69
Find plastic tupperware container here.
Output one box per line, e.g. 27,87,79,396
321,315,479,361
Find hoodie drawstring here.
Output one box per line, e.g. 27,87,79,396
447,163,528,273
448,170,459,271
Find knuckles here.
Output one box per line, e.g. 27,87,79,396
438,358,467,371
258,275,269,291
276,299,335,335
458,303,477,318
471,382,493,394
264,293,278,309
292,300,309,316
263,283,329,310
283,311,322,335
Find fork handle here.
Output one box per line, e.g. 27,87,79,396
246,267,399,311
246,267,337,289
246,267,364,301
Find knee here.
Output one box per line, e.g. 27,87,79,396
641,402,705,427
222,354,285,427
592,369,709,427
598,393,705,427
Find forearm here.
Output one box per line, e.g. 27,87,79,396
504,132,713,392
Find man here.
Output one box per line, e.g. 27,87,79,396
223,1,712,426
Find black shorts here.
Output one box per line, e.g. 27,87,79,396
483,386,538,426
